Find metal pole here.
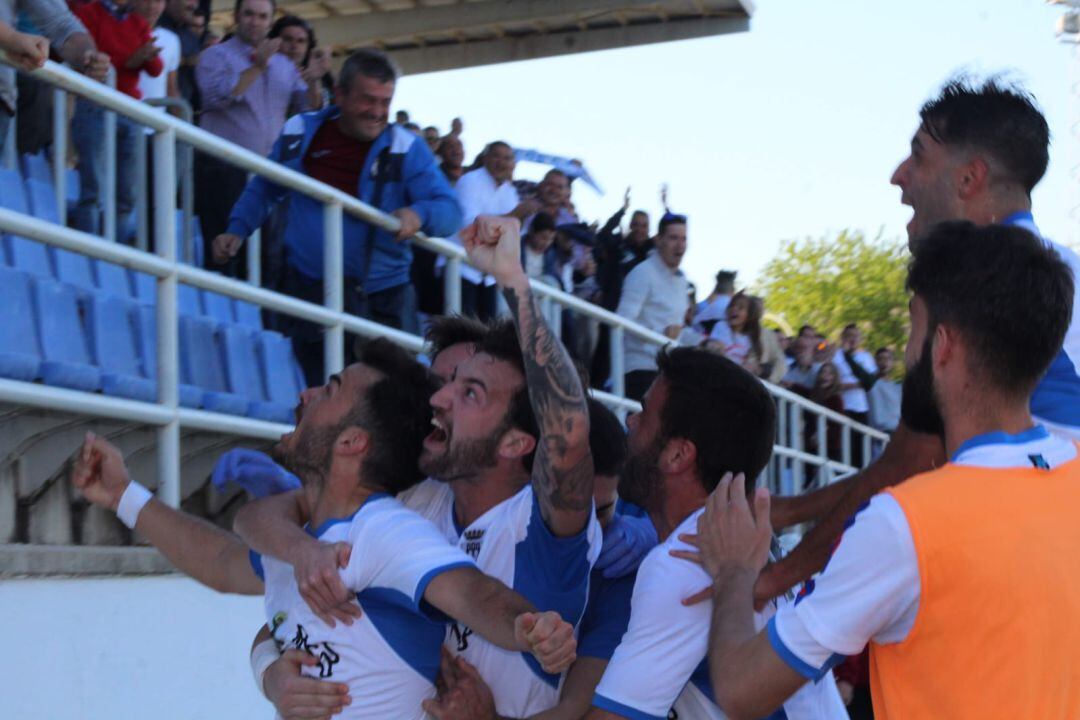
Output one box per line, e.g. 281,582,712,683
862,433,872,469
134,130,148,251
323,202,344,379
52,88,67,226
2,108,14,170
248,227,261,286
182,140,194,263
444,257,462,314
103,71,117,242
841,424,851,470
610,326,625,399
153,128,179,508
792,405,805,494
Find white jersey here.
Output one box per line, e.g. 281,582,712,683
398,479,603,717
251,494,474,720
772,426,1078,674
592,508,847,720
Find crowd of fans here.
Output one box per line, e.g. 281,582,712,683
1,0,897,438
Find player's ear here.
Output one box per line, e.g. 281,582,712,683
660,437,696,476
497,428,536,462
337,426,370,457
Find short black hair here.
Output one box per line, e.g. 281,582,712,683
486,140,512,153
842,323,858,334
338,48,399,91
919,76,1050,195
587,398,626,477
269,15,315,65
714,270,737,294
543,169,569,183
527,212,556,235
426,314,487,360
875,347,892,356
907,221,1073,397
659,213,687,235
655,347,775,492
348,338,437,494
473,319,539,471
234,0,275,16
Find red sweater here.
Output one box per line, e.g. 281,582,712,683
70,0,162,99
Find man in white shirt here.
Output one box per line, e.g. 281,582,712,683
134,0,180,111
615,213,689,401
868,347,901,433
585,347,846,719
448,141,536,319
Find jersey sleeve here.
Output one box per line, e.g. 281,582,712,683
577,572,635,661
339,500,475,616
592,550,712,719
770,493,920,679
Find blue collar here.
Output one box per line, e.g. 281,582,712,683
305,492,390,538
951,425,1049,463
1000,210,1035,226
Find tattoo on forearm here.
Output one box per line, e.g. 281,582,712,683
503,285,593,515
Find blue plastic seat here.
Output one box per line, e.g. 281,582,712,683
86,294,155,402
19,153,51,184
95,260,133,298
202,290,235,325
0,268,43,381
0,171,52,279
134,304,201,408
178,315,248,416
32,278,101,392
235,300,263,329
65,168,79,214
25,178,59,224
222,325,292,422
178,283,201,316
257,330,304,409
133,271,156,304
0,169,28,213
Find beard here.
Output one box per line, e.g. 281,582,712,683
420,431,504,482
900,337,945,437
619,438,665,511
271,422,339,489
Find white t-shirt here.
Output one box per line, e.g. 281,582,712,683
693,294,730,331
592,508,847,720
252,494,474,720
771,426,1077,677
397,479,603,718
832,350,875,414
139,27,181,104
445,167,520,285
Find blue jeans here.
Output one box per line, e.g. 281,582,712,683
0,108,12,153
71,99,138,242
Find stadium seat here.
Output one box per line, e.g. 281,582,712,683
179,283,201,316
25,178,60,224
0,169,28,213
178,315,248,416
52,247,96,294
0,268,43,382
19,152,51,185
135,304,202,408
94,260,133,298
257,330,304,408
86,294,155,402
175,210,205,267
234,300,264,330
133,271,156,304
32,278,101,392
65,168,79,214
202,290,235,325
0,171,52,279
221,325,292,422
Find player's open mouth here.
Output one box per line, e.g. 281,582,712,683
424,417,449,449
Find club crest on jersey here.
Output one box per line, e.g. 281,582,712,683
290,624,341,678
463,528,485,559
449,622,473,652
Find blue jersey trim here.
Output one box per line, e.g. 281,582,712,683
356,586,446,683
413,560,475,622
249,549,265,581
951,425,1049,463
591,694,666,720
766,617,845,682
1001,210,1035,227
577,569,635,661
305,492,391,538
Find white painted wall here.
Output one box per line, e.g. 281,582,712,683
0,575,272,720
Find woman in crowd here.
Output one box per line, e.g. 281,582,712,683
807,361,844,461
709,291,758,373
269,15,332,110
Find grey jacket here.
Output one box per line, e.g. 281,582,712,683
0,0,86,112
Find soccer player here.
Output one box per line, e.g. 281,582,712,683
238,215,601,718
687,222,1079,719
70,338,577,720
583,347,846,719
759,75,1080,606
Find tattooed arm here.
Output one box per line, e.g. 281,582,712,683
461,216,594,537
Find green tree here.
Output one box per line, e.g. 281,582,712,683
756,229,910,359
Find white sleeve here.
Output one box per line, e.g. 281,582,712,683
855,351,878,375
615,266,649,325
455,172,485,227
770,494,920,679
592,551,711,719
709,320,734,345
339,502,475,612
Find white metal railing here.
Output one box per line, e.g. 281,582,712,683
0,57,887,510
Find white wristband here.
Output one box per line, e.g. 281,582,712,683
251,639,281,699
116,481,153,530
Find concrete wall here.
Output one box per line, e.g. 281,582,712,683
0,575,271,720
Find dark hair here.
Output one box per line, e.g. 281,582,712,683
919,76,1050,195
543,169,569,184
798,324,816,338
234,0,275,16
730,291,763,359
875,347,892,356
346,338,437,494
906,221,1073,397
486,140,512,153
338,48,399,91
473,319,538,471
631,210,649,221
659,212,687,235
587,397,626,477
269,15,314,66
714,270,737,294
655,347,775,492
527,211,556,236
426,314,487,360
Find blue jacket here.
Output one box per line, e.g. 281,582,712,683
227,107,463,293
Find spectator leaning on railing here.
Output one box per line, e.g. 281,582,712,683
194,0,309,277
215,48,462,386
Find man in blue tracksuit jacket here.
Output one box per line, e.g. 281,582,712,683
212,49,462,386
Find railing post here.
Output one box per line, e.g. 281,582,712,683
2,107,14,170
792,404,805,494
324,201,344,379
181,139,194,263
153,127,179,508
841,423,851,470
52,88,67,226
610,326,625,399
134,130,148,251
248,227,261,286
444,257,461,314
862,432,872,469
